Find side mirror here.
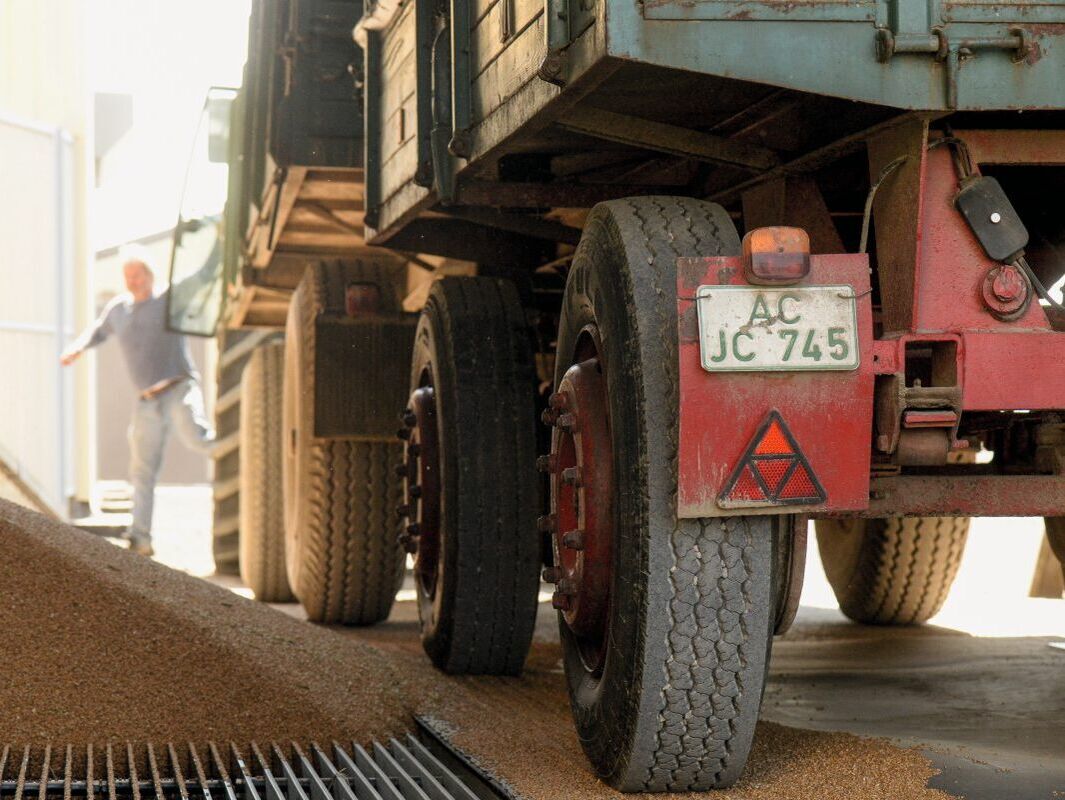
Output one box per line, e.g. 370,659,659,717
207,95,234,164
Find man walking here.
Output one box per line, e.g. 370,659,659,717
61,248,215,556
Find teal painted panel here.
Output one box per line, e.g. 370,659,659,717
643,0,876,23
945,0,1065,23
605,6,1065,109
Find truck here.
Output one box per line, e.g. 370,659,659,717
169,0,1065,791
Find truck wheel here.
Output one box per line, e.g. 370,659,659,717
283,262,406,624
400,277,540,675
211,329,273,574
238,342,293,602
815,516,969,624
1041,517,1065,591
550,197,778,792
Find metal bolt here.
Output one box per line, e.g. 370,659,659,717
551,591,571,611
536,514,557,534
397,428,411,440
536,454,559,474
990,211,1002,224
562,529,584,551
562,466,581,487
991,265,1026,303
409,485,422,498
556,413,577,433
542,566,561,584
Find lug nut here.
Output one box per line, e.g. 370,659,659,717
551,591,572,611
561,466,581,487
409,484,422,498
397,428,411,440
556,413,577,433
561,529,584,551
548,392,569,410
542,566,561,584
536,454,558,474
557,577,577,595
536,514,557,534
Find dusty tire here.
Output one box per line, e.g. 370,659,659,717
556,197,778,792
238,342,294,602
283,262,407,624
1042,517,1065,588
405,277,540,675
815,516,969,624
212,329,272,574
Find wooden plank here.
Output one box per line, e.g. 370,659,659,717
299,179,363,202
557,107,780,171
251,167,308,268
381,95,418,168
470,0,542,81
470,12,544,124
382,136,419,201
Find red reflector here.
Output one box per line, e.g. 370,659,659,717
719,410,826,508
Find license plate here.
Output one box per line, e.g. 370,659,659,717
696,285,859,372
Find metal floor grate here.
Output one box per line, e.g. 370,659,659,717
0,734,503,800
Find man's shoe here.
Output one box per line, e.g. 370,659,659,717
128,536,154,557
124,534,155,558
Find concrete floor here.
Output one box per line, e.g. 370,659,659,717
142,485,1065,798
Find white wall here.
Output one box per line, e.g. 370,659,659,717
0,115,77,512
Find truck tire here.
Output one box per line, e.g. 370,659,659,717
1041,517,1065,590
552,197,778,791
815,516,969,624
401,277,540,675
212,329,275,574
238,342,293,602
283,262,407,624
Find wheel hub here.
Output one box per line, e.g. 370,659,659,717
542,353,613,671
399,383,441,599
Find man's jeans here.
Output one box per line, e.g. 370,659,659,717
128,378,214,542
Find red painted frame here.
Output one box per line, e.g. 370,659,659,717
676,129,1065,520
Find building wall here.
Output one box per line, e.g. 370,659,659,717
0,1,93,514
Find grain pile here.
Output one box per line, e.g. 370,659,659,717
0,499,419,746
0,498,952,799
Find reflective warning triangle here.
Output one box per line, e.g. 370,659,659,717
718,410,826,508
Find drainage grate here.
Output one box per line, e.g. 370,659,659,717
0,735,501,800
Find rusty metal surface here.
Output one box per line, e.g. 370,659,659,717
676,254,875,518
852,475,1065,517
544,338,613,673
957,129,1065,165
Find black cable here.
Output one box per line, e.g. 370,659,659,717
1016,256,1065,312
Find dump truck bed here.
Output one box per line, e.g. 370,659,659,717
362,0,1064,245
